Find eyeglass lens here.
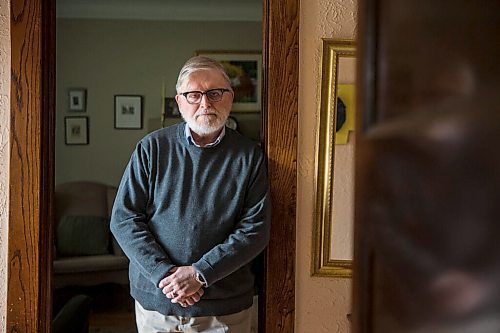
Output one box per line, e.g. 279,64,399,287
184,89,227,104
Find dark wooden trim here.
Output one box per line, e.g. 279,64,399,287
40,0,56,331
7,0,55,332
261,0,299,332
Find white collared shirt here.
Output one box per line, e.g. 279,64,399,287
184,124,226,148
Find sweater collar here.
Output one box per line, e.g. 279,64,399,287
184,123,226,148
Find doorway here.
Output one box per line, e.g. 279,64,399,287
54,4,264,331
6,0,298,332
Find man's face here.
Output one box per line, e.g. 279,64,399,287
175,69,233,136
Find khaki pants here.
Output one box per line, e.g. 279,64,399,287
135,301,252,333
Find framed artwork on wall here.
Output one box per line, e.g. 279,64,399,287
312,39,356,278
68,88,87,112
164,97,181,118
195,51,262,112
114,95,143,129
64,116,89,145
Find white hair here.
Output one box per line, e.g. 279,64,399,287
176,56,231,93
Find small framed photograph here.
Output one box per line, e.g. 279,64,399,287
114,95,143,129
164,97,181,118
195,51,262,112
68,88,87,112
64,116,89,145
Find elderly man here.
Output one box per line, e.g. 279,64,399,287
110,56,270,332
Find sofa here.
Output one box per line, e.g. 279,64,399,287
53,181,129,289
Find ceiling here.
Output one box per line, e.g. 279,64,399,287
56,0,263,21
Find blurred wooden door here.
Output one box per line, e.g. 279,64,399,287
354,1,500,332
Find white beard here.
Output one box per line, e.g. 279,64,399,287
182,109,228,135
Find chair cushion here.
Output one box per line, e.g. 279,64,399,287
56,215,110,257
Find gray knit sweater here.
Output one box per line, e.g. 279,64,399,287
110,123,270,316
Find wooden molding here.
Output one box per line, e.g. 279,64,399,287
261,0,299,332
7,0,55,332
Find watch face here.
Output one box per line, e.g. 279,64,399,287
226,116,238,130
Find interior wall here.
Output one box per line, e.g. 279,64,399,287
297,0,357,332
56,18,262,186
0,0,10,328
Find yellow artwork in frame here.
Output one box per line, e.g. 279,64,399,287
335,84,356,145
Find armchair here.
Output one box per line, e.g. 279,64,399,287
53,181,129,289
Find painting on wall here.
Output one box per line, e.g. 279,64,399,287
68,88,87,112
164,97,181,118
65,116,89,145
335,84,356,144
114,95,143,129
312,39,356,278
195,51,262,112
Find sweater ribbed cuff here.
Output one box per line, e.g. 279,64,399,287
192,259,216,288
150,261,175,287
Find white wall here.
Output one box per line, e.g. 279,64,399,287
56,18,262,186
296,0,357,332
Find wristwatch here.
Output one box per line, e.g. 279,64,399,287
195,271,207,287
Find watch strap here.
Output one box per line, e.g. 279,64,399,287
195,271,207,287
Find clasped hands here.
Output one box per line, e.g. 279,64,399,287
158,266,204,308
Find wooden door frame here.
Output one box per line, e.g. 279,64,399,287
7,1,55,332
6,0,298,332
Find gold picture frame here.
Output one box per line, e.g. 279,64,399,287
312,39,356,278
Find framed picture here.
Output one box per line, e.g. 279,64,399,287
312,39,356,278
64,116,89,145
164,97,181,118
195,51,262,112
114,95,143,129
68,88,87,112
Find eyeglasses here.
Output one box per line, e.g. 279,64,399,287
180,88,232,104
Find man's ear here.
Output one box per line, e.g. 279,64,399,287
174,95,184,116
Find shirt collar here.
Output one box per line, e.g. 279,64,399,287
184,123,226,148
